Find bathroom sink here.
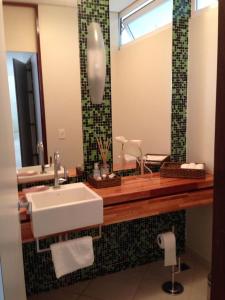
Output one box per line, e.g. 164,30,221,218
17,165,64,184
26,182,103,238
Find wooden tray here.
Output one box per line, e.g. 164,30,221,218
160,162,206,179
137,154,170,166
88,175,121,189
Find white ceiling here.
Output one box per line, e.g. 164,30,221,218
109,0,136,12
5,0,135,12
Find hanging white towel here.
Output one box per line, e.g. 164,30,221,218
50,236,94,279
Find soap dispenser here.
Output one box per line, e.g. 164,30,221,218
93,163,100,179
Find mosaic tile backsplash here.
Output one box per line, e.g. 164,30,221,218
78,0,113,175
23,211,185,296
171,0,191,162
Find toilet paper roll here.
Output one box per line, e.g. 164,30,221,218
157,232,177,267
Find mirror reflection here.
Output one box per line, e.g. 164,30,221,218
110,0,172,169
3,0,218,177
7,51,42,167
3,2,83,169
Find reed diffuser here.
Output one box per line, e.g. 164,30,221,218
96,136,111,175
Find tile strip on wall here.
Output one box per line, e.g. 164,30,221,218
78,0,113,174
171,0,191,162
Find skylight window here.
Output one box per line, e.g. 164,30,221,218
120,0,173,46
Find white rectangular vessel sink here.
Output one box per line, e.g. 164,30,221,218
17,165,64,184
26,183,103,238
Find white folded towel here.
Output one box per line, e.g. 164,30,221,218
50,236,94,279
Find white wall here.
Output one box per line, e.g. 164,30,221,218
111,15,172,162
0,0,26,299
186,6,218,263
38,4,83,168
3,4,83,168
3,5,37,52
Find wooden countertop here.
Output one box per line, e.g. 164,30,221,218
87,173,213,206
104,188,213,225
20,173,213,243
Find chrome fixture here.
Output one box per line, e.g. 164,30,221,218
129,140,144,175
18,200,29,210
35,225,102,254
87,22,106,104
115,136,128,167
53,151,66,188
37,142,46,174
162,226,184,295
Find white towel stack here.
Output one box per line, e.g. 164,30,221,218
50,236,94,279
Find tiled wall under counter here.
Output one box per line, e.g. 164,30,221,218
23,211,185,295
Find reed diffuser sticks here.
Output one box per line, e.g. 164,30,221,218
96,136,111,164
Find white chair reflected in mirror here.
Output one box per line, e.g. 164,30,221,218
115,136,152,175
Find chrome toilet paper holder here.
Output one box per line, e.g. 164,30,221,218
161,226,184,295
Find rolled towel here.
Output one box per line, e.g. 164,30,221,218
196,163,204,170
189,162,196,169
50,236,94,279
180,163,189,169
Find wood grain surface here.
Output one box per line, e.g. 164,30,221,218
20,173,213,243
87,173,213,206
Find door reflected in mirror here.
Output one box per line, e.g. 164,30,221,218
7,52,42,167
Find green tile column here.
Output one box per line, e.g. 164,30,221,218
78,0,112,174
171,0,191,162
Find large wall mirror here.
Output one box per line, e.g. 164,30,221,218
2,0,218,178
3,0,83,169
109,0,172,168
109,0,217,174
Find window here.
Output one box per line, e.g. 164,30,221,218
120,0,173,46
196,0,218,10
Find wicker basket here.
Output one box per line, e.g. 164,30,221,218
160,162,206,179
88,175,121,188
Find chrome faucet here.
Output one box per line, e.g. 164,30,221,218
139,148,144,176
37,142,46,174
53,151,67,188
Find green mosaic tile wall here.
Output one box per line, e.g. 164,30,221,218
171,0,191,162
23,211,185,296
78,0,113,174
